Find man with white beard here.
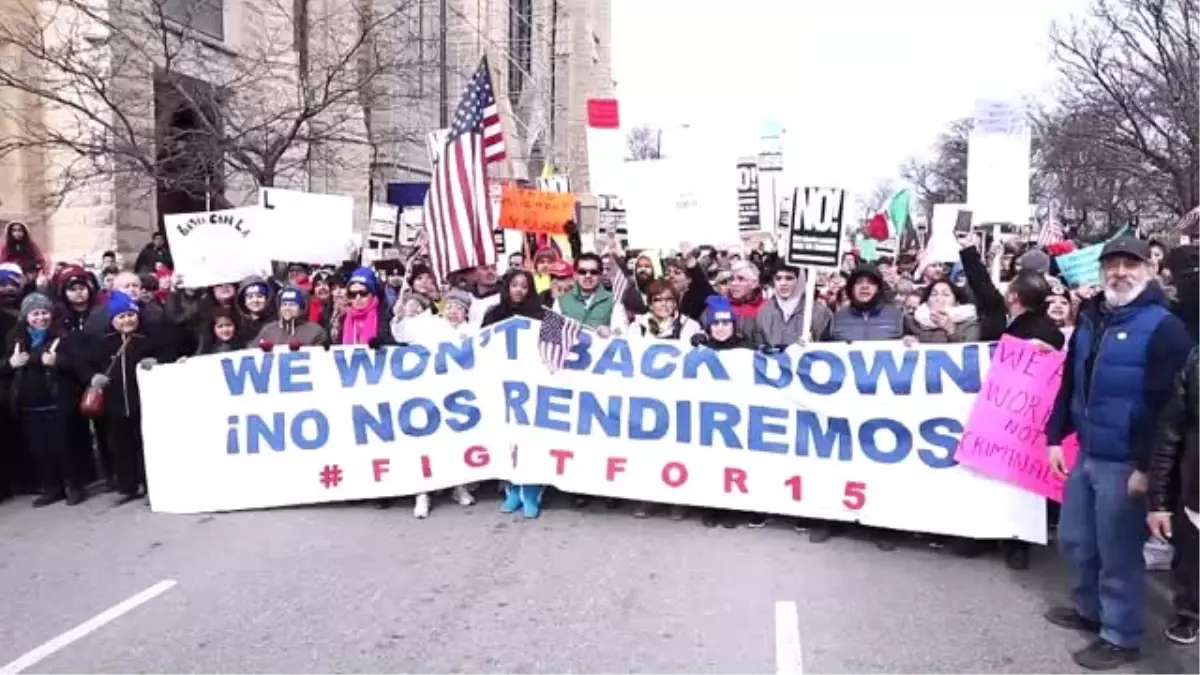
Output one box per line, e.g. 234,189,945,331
1043,236,1194,670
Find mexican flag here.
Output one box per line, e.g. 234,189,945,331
863,188,913,241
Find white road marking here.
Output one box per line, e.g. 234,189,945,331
0,579,177,674
775,600,804,675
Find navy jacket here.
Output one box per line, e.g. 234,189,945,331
1046,284,1193,469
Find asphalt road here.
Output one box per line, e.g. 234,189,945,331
0,489,1195,674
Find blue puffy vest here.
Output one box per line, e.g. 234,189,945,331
1069,297,1171,462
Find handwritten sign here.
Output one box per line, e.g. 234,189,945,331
1054,225,1129,288
498,186,575,235
1055,242,1104,288
163,208,271,288
955,336,1077,502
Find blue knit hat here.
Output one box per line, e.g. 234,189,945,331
704,295,734,327
0,263,21,288
278,285,307,310
107,291,140,320
348,267,379,294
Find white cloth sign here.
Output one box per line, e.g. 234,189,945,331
139,322,1047,544
259,188,355,265
163,208,272,287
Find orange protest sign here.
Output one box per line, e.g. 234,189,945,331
498,185,575,235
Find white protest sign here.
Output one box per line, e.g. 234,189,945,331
259,188,355,265
926,203,968,263
785,187,848,270
367,203,399,245
163,208,272,287
967,124,1032,225
139,321,1047,544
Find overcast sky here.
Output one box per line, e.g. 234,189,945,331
611,0,1086,196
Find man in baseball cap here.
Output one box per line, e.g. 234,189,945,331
1044,234,1194,668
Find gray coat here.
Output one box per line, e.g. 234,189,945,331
740,296,832,347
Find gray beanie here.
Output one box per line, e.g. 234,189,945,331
1017,249,1051,274
19,292,53,321
444,288,472,311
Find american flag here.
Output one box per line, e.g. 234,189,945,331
604,255,629,312
1036,219,1065,247
423,57,506,281
538,310,582,373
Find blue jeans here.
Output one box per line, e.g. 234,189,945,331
1059,456,1148,648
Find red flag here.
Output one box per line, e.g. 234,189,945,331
587,99,620,129
863,211,890,241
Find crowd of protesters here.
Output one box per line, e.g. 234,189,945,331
0,213,1196,670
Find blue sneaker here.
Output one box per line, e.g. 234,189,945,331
519,485,544,519
500,485,522,513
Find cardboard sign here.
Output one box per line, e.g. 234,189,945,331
785,187,848,270
955,336,1078,501
498,186,575,235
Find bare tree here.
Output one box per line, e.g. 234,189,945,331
899,117,971,214
1047,0,1199,217
860,179,895,214
0,0,424,213
1030,104,1160,236
625,124,661,160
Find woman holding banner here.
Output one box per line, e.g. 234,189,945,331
483,269,548,518
628,279,702,520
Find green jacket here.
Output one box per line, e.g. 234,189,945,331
557,285,615,328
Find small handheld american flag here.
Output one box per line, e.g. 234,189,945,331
604,254,629,309
1036,217,1065,248
538,310,583,373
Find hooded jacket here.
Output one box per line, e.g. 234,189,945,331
255,286,329,347
482,270,545,327
236,275,276,340
824,265,904,342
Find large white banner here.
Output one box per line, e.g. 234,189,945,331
139,320,1047,543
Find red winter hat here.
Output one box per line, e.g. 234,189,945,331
548,260,574,279
55,264,94,290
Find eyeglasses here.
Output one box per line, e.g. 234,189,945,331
576,268,601,276
346,290,369,299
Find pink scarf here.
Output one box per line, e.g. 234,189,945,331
340,296,380,345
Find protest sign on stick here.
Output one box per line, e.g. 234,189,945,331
498,185,575,235
955,335,1077,501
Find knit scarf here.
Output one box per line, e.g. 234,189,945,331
341,296,379,345
645,314,683,339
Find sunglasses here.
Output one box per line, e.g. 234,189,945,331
576,268,601,276
346,290,370,299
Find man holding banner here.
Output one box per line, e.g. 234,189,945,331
1044,237,1193,670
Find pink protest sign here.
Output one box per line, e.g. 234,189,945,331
955,335,1079,502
